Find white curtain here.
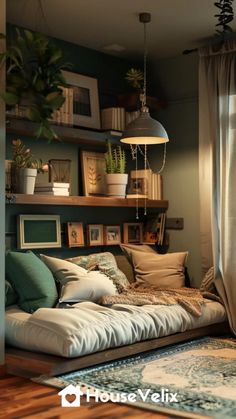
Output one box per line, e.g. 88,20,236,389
199,41,236,334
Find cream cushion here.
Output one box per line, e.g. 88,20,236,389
40,254,117,303
130,250,188,288
120,243,156,259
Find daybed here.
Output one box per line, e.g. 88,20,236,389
5,245,229,378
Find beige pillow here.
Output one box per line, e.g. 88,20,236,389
40,254,117,303
59,270,117,303
120,243,156,260
130,250,188,288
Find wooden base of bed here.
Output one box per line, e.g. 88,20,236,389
6,322,230,379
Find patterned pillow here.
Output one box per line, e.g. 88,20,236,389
67,252,129,291
200,267,215,292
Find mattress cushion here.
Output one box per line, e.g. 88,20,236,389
5,299,226,358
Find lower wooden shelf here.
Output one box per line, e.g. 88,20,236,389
6,194,169,209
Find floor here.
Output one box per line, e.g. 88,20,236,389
0,373,178,419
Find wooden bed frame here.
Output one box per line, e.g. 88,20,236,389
6,321,230,378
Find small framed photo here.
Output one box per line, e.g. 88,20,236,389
104,225,121,245
81,150,106,196
123,222,143,244
17,215,61,249
62,70,101,129
67,222,84,247
87,224,103,246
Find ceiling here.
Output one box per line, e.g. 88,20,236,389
6,0,236,60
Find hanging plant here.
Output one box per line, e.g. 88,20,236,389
0,28,68,140
214,0,234,34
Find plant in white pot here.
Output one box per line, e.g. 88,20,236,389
11,139,47,194
105,141,128,198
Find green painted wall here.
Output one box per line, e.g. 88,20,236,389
151,54,201,286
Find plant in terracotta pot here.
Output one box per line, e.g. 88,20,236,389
105,141,128,198
11,139,47,194
0,28,67,140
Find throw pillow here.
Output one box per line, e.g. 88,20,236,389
200,266,215,292
5,251,58,313
5,279,18,306
40,254,117,303
130,250,188,288
67,252,129,290
120,243,156,260
59,270,117,303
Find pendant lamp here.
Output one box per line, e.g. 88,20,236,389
121,12,169,145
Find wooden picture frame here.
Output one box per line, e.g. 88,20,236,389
104,225,121,245
123,222,143,244
67,222,84,247
17,215,61,249
87,224,103,246
62,70,100,129
81,151,106,196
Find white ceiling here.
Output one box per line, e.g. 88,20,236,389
6,0,236,60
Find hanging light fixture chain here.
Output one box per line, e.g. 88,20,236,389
143,20,147,108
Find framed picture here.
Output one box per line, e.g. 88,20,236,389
81,151,106,196
67,222,84,247
129,169,152,197
62,70,101,129
17,215,61,249
104,225,121,245
123,222,143,244
87,224,103,246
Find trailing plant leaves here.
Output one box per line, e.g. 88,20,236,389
1,91,19,105
0,27,69,140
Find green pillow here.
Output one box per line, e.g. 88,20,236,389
5,279,18,306
5,251,58,313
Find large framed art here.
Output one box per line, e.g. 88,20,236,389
17,215,61,249
62,70,101,129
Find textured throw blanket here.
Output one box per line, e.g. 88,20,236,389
100,283,223,317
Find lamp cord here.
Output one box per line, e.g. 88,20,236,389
142,21,147,108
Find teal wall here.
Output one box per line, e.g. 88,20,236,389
151,54,201,286
5,26,201,285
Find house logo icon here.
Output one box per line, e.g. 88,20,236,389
58,384,83,407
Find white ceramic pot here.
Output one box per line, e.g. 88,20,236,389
18,168,37,194
106,173,128,198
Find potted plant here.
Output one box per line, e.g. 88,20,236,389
105,141,128,198
0,28,67,140
118,68,162,111
11,139,47,194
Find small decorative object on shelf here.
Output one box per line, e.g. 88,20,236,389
49,159,71,184
101,107,125,131
105,141,128,198
67,222,84,247
87,224,104,246
11,139,47,194
143,213,166,245
123,222,143,244
128,169,163,200
104,225,121,245
81,151,107,196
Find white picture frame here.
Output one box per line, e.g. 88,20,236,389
62,70,101,129
17,215,61,249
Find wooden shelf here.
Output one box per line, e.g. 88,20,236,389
6,194,169,209
6,116,122,145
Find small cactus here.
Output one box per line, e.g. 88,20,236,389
105,141,126,174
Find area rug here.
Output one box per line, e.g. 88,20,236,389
35,337,236,418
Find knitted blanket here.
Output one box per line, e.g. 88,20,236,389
100,284,222,317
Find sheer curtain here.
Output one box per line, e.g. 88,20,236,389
199,41,236,334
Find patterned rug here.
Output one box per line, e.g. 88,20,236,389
36,337,236,418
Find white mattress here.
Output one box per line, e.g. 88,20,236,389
5,300,227,358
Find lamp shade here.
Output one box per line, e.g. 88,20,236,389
121,108,169,145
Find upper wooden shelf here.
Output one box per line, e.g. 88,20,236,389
6,194,169,209
6,116,122,145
